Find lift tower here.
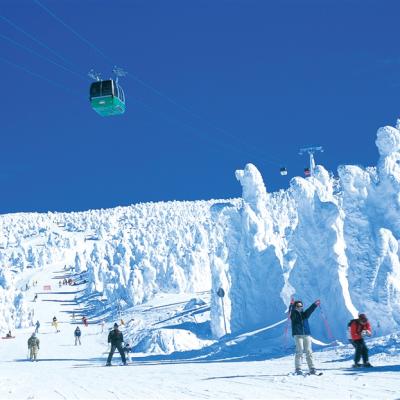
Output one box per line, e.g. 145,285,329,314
299,146,324,177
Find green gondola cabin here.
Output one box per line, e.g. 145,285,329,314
89,79,125,117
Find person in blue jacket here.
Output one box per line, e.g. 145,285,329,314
289,299,320,375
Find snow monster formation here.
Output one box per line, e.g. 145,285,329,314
210,121,400,341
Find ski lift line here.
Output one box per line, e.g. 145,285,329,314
0,56,77,94
32,0,108,60
0,14,79,72
129,96,277,168
32,0,287,168
129,72,284,166
0,32,86,81
127,74,285,166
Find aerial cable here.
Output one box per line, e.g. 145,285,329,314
33,0,108,60
31,0,287,168
126,75,284,167
0,56,78,93
129,96,274,170
0,14,78,71
0,32,86,81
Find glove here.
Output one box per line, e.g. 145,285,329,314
315,299,321,306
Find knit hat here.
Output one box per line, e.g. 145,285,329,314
114,323,118,328
358,313,368,321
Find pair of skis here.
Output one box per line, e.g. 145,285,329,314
288,371,323,377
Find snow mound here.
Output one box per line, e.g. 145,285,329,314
134,328,214,354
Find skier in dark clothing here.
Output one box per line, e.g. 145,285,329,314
348,313,372,368
106,323,126,366
289,299,320,375
74,326,82,345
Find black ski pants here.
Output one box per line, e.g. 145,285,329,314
107,343,126,365
352,339,369,364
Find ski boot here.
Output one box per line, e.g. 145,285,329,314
352,363,362,368
295,368,303,375
363,362,373,368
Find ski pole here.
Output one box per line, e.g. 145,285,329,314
283,297,294,349
318,305,334,341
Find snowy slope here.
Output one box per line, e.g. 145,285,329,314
0,261,400,400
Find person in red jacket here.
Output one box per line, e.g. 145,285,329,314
349,313,372,368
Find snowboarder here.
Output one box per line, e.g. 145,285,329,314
289,299,320,375
35,320,40,334
52,316,60,333
106,323,126,366
74,326,82,345
348,313,372,368
123,342,132,363
6,330,13,338
28,332,40,361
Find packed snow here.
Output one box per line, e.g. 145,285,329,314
1,121,400,399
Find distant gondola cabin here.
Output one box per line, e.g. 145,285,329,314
89,80,125,116
304,167,311,177
280,167,288,176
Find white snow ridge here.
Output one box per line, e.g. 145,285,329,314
1,121,400,399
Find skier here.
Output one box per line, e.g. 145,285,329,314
52,316,60,333
35,320,40,334
74,326,82,345
82,316,88,327
348,313,372,368
123,342,132,363
106,323,127,366
27,332,40,361
33,293,38,302
101,320,105,333
289,299,320,375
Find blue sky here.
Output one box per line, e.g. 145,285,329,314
1,0,399,213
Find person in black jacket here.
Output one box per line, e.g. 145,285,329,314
289,299,320,374
106,323,126,366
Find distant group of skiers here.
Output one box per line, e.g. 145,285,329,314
289,299,372,375
59,278,75,287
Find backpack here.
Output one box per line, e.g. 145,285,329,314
347,319,357,328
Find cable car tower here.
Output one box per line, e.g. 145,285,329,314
299,146,324,177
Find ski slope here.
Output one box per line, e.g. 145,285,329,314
1,262,400,400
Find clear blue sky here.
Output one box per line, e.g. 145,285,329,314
1,0,399,213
